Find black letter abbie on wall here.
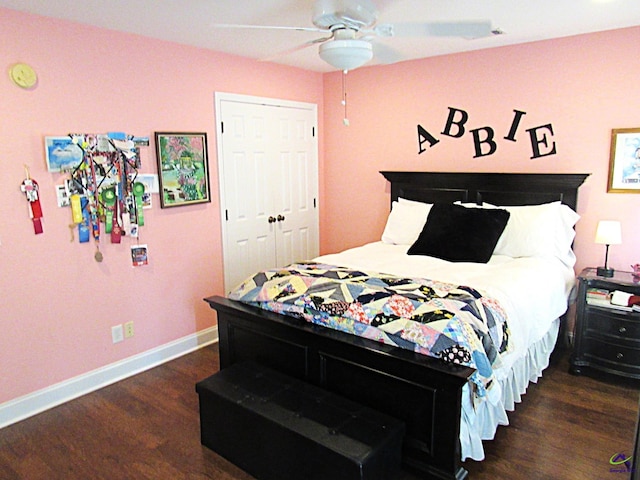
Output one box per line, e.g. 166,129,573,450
526,124,557,159
417,125,440,154
441,107,469,138
416,107,556,159
504,109,527,141
470,127,497,158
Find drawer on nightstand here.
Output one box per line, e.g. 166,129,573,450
583,337,640,369
584,310,640,344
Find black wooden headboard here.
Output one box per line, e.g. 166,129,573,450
380,171,590,211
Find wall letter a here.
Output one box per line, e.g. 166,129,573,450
417,124,440,154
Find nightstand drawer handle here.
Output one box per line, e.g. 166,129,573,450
617,352,624,360
619,326,627,334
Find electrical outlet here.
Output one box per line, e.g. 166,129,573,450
112,324,124,343
124,321,134,338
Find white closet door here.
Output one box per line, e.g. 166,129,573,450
216,93,318,293
271,105,318,267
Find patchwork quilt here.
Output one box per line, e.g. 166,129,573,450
229,262,510,398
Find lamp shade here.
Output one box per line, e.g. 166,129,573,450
319,39,373,71
595,220,622,245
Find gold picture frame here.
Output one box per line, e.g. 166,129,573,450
608,127,640,193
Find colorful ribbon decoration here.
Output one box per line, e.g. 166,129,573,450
20,166,43,234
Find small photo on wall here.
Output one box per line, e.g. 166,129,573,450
55,184,70,207
131,244,149,267
608,128,640,193
45,136,84,172
136,174,159,209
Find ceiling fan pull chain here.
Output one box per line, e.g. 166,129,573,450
342,69,350,126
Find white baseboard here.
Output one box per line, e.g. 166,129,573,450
0,326,218,430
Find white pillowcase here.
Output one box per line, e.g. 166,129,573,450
386,198,580,266
381,199,432,245
398,197,431,207
493,201,580,266
451,200,580,266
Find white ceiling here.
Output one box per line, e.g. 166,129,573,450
3,0,640,72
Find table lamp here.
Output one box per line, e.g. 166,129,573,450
595,220,622,277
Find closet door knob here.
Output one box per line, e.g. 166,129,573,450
277,215,285,222
268,216,276,224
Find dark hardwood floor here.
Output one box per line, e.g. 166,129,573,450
0,343,637,479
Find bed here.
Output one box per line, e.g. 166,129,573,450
204,171,589,480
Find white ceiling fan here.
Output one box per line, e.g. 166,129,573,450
214,0,499,71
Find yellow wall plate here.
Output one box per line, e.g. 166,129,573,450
9,63,37,89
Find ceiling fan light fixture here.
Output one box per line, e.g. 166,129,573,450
319,39,373,70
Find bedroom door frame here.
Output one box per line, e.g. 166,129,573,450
215,92,319,293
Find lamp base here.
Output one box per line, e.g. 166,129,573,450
596,266,615,277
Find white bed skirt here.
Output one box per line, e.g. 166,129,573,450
460,318,560,461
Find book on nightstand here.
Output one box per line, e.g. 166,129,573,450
586,288,608,299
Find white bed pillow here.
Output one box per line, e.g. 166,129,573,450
493,202,580,266
381,199,432,245
453,200,580,266
398,197,431,207
397,199,579,266
454,201,489,208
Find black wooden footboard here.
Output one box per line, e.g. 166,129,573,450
204,295,473,480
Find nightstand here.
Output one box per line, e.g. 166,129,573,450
570,267,640,379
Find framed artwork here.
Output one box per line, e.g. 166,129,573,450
45,136,84,172
154,132,211,208
608,128,640,193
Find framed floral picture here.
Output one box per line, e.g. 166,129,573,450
608,127,640,193
154,132,211,207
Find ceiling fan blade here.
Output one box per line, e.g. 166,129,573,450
390,20,494,39
371,41,404,64
213,23,326,34
260,35,333,62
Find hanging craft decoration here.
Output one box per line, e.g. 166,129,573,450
132,182,145,226
20,165,44,234
64,132,149,262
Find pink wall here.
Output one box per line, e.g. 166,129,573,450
321,27,640,276
3,6,639,410
0,8,323,404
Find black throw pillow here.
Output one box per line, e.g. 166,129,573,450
407,203,510,263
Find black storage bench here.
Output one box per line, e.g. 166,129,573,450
196,362,405,480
